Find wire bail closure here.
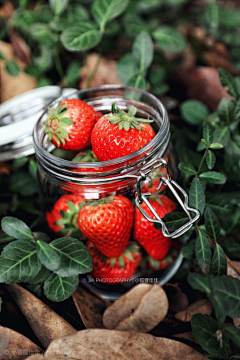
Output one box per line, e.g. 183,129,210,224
135,158,200,239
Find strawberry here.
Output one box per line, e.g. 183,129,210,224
86,240,141,284
46,194,85,239
72,148,98,163
44,99,102,151
133,195,176,261
141,158,171,194
144,249,178,271
91,103,155,161
77,195,134,258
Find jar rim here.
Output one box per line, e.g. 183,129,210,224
33,85,170,174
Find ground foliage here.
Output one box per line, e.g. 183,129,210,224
1,0,240,359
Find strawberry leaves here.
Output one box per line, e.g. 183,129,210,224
0,217,93,302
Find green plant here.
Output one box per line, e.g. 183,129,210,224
0,216,93,302
158,68,240,359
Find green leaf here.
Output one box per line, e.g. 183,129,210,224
182,239,195,260
28,266,51,285
191,314,228,359
29,23,50,42
187,272,210,294
9,171,38,196
50,237,93,277
66,61,81,86
203,124,213,146
127,74,147,90
132,31,153,71
234,98,240,120
195,229,212,273
180,100,209,125
61,24,102,51
200,171,226,185
206,150,216,170
49,0,69,15
92,0,129,32
0,240,41,283
218,68,238,98
189,177,205,216
212,275,240,318
205,207,220,242
152,26,187,54
117,54,138,85
209,143,224,149
5,60,20,76
43,273,79,302
178,162,197,176
213,127,230,147
1,217,34,240
211,243,227,276
217,98,235,124
158,212,189,231
225,326,240,348
206,194,231,218
36,240,60,272
28,160,38,179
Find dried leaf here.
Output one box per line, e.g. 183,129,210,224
0,1,14,18
103,283,152,330
103,284,168,333
25,356,44,360
5,284,76,349
174,331,197,344
10,33,32,64
80,53,122,89
203,43,239,76
44,329,208,359
169,291,189,312
0,325,42,359
0,41,36,102
72,284,111,329
175,299,212,322
174,66,233,110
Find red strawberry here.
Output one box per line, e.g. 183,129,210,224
46,194,85,239
91,103,155,161
133,195,176,261
77,195,134,258
86,240,141,284
44,99,102,151
141,158,171,194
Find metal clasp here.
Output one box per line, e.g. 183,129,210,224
135,158,200,239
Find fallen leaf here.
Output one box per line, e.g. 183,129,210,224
5,284,76,349
175,299,212,322
72,284,111,329
174,66,233,110
103,284,169,333
0,1,14,18
10,33,32,64
174,331,197,344
103,283,152,330
44,329,208,359
0,161,11,176
170,291,189,312
80,53,122,89
203,42,239,76
0,41,36,102
24,356,44,360
0,325,42,359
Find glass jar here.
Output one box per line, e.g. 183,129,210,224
33,85,199,301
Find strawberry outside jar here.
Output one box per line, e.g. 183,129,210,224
33,85,200,301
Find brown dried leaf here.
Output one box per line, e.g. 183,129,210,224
170,291,189,312
72,285,111,329
116,284,169,332
44,329,208,360
5,284,76,349
174,66,233,110
0,41,36,102
25,356,44,360
103,283,152,330
174,332,197,344
203,43,239,76
0,325,42,359
0,1,14,18
175,299,212,322
0,161,11,176
80,53,122,89
10,33,32,64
